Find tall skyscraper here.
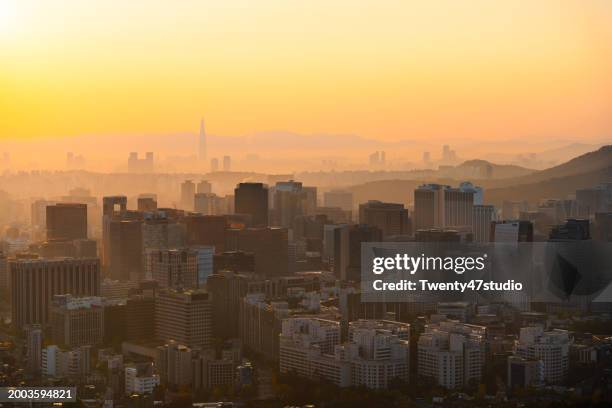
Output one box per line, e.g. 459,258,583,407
234,183,269,227
25,324,43,375
46,203,88,241
199,118,207,162
102,195,127,272
223,155,231,172
108,219,144,281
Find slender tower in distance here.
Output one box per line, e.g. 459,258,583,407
199,118,207,162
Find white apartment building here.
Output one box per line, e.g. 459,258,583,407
514,327,571,385
279,318,410,389
42,344,91,379
418,320,486,389
125,363,160,395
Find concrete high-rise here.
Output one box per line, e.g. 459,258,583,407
102,196,127,271
180,180,196,211
50,295,104,347
414,183,477,230
10,257,100,330
333,224,382,281
108,219,143,281
150,247,214,289
46,203,87,241
273,181,308,228
234,183,269,227
226,227,289,277
359,200,410,238
155,289,213,349
472,205,496,243
182,214,226,253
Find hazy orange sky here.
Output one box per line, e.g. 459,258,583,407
1,0,611,142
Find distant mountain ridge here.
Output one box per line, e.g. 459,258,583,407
345,145,612,206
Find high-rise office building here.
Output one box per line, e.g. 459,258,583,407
333,224,382,281
472,205,496,243
459,181,483,205
414,183,477,230
226,227,289,276
108,219,143,281
10,257,100,330
137,197,157,212
0,251,8,294
180,180,196,211
208,271,261,339
25,324,43,374
576,184,610,218
102,196,127,271
414,184,447,230
234,183,269,227
150,246,214,289
126,294,156,341
271,181,316,227
213,251,255,273
182,214,226,253
359,200,410,238
50,295,104,347
46,203,88,241
155,289,213,349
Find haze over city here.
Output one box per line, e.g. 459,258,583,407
1,2,612,407
1,0,611,172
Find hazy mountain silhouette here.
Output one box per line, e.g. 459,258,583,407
345,146,612,206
